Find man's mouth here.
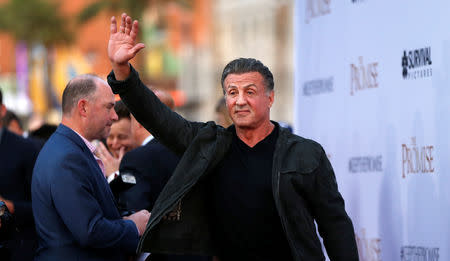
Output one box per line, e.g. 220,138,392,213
235,110,249,115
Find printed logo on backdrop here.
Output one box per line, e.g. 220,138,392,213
350,56,379,95
305,0,331,23
401,137,435,178
349,155,382,173
303,77,334,96
355,228,381,261
401,47,432,80
401,246,439,261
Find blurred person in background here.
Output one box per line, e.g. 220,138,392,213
28,123,57,142
3,109,57,150
107,14,358,261
117,89,176,213
3,110,24,136
107,100,135,158
96,100,137,180
214,97,233,128
117,89,210,261
31,74,150,261
0,88,39,261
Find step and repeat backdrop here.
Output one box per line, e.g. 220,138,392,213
293,0,449,260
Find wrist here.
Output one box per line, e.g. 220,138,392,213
107,170,119,183
112,63,131,81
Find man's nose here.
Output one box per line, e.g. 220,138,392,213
236,93,246,105
111,109,118,121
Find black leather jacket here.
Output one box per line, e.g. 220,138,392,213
108,66,359,261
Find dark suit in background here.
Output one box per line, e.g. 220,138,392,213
32,124,139,261
118,138,179,212
0,127,39,260
118,138,210,261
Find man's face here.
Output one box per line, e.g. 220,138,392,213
7,119,23,136
224,72,273,130
85,80,117,140
107,117,134,157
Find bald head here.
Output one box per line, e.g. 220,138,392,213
62,74,103,116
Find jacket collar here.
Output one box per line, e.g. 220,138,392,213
56,124,91,154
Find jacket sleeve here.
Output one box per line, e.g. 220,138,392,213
107,65,206,156
311,148,359,260
50,153,139,253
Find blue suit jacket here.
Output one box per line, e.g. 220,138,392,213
32,124,139,261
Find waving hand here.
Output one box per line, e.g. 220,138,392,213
108,13,145,80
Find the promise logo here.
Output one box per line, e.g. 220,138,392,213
350,56,379,96
401,137,434,178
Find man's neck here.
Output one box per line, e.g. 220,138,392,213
235,121,275,148
135,128,152,146
61,117,90,141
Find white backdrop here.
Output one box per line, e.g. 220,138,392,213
293,0,450,260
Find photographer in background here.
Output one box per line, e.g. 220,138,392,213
0,88,39,260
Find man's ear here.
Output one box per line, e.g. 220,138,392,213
0,104,6,121
77,99,89,117
268,90,274,108
0,104,6,119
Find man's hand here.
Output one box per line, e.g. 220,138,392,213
0,196,14,214
124,210,151,236
95,142,124,178
108,13,145,80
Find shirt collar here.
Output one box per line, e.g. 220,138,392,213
142,135,154,146
73,130,96,155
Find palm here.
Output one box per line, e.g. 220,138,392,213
108,14,145,65
109,34,136,65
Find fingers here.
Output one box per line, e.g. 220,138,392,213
125,16,132,35
96,142,112,161
110,16,117,34
130,43,145,56
130,20,139,40
137,209,150,216
118,146,125,161
120,13,127,33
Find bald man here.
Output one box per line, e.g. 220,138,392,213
31,75,150,261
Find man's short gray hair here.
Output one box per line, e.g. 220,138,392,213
62,74,100,115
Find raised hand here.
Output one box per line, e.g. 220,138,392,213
108,13,145,80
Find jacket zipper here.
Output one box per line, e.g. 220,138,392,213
273,129,301,260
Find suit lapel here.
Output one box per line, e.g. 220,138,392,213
56,124,120,212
